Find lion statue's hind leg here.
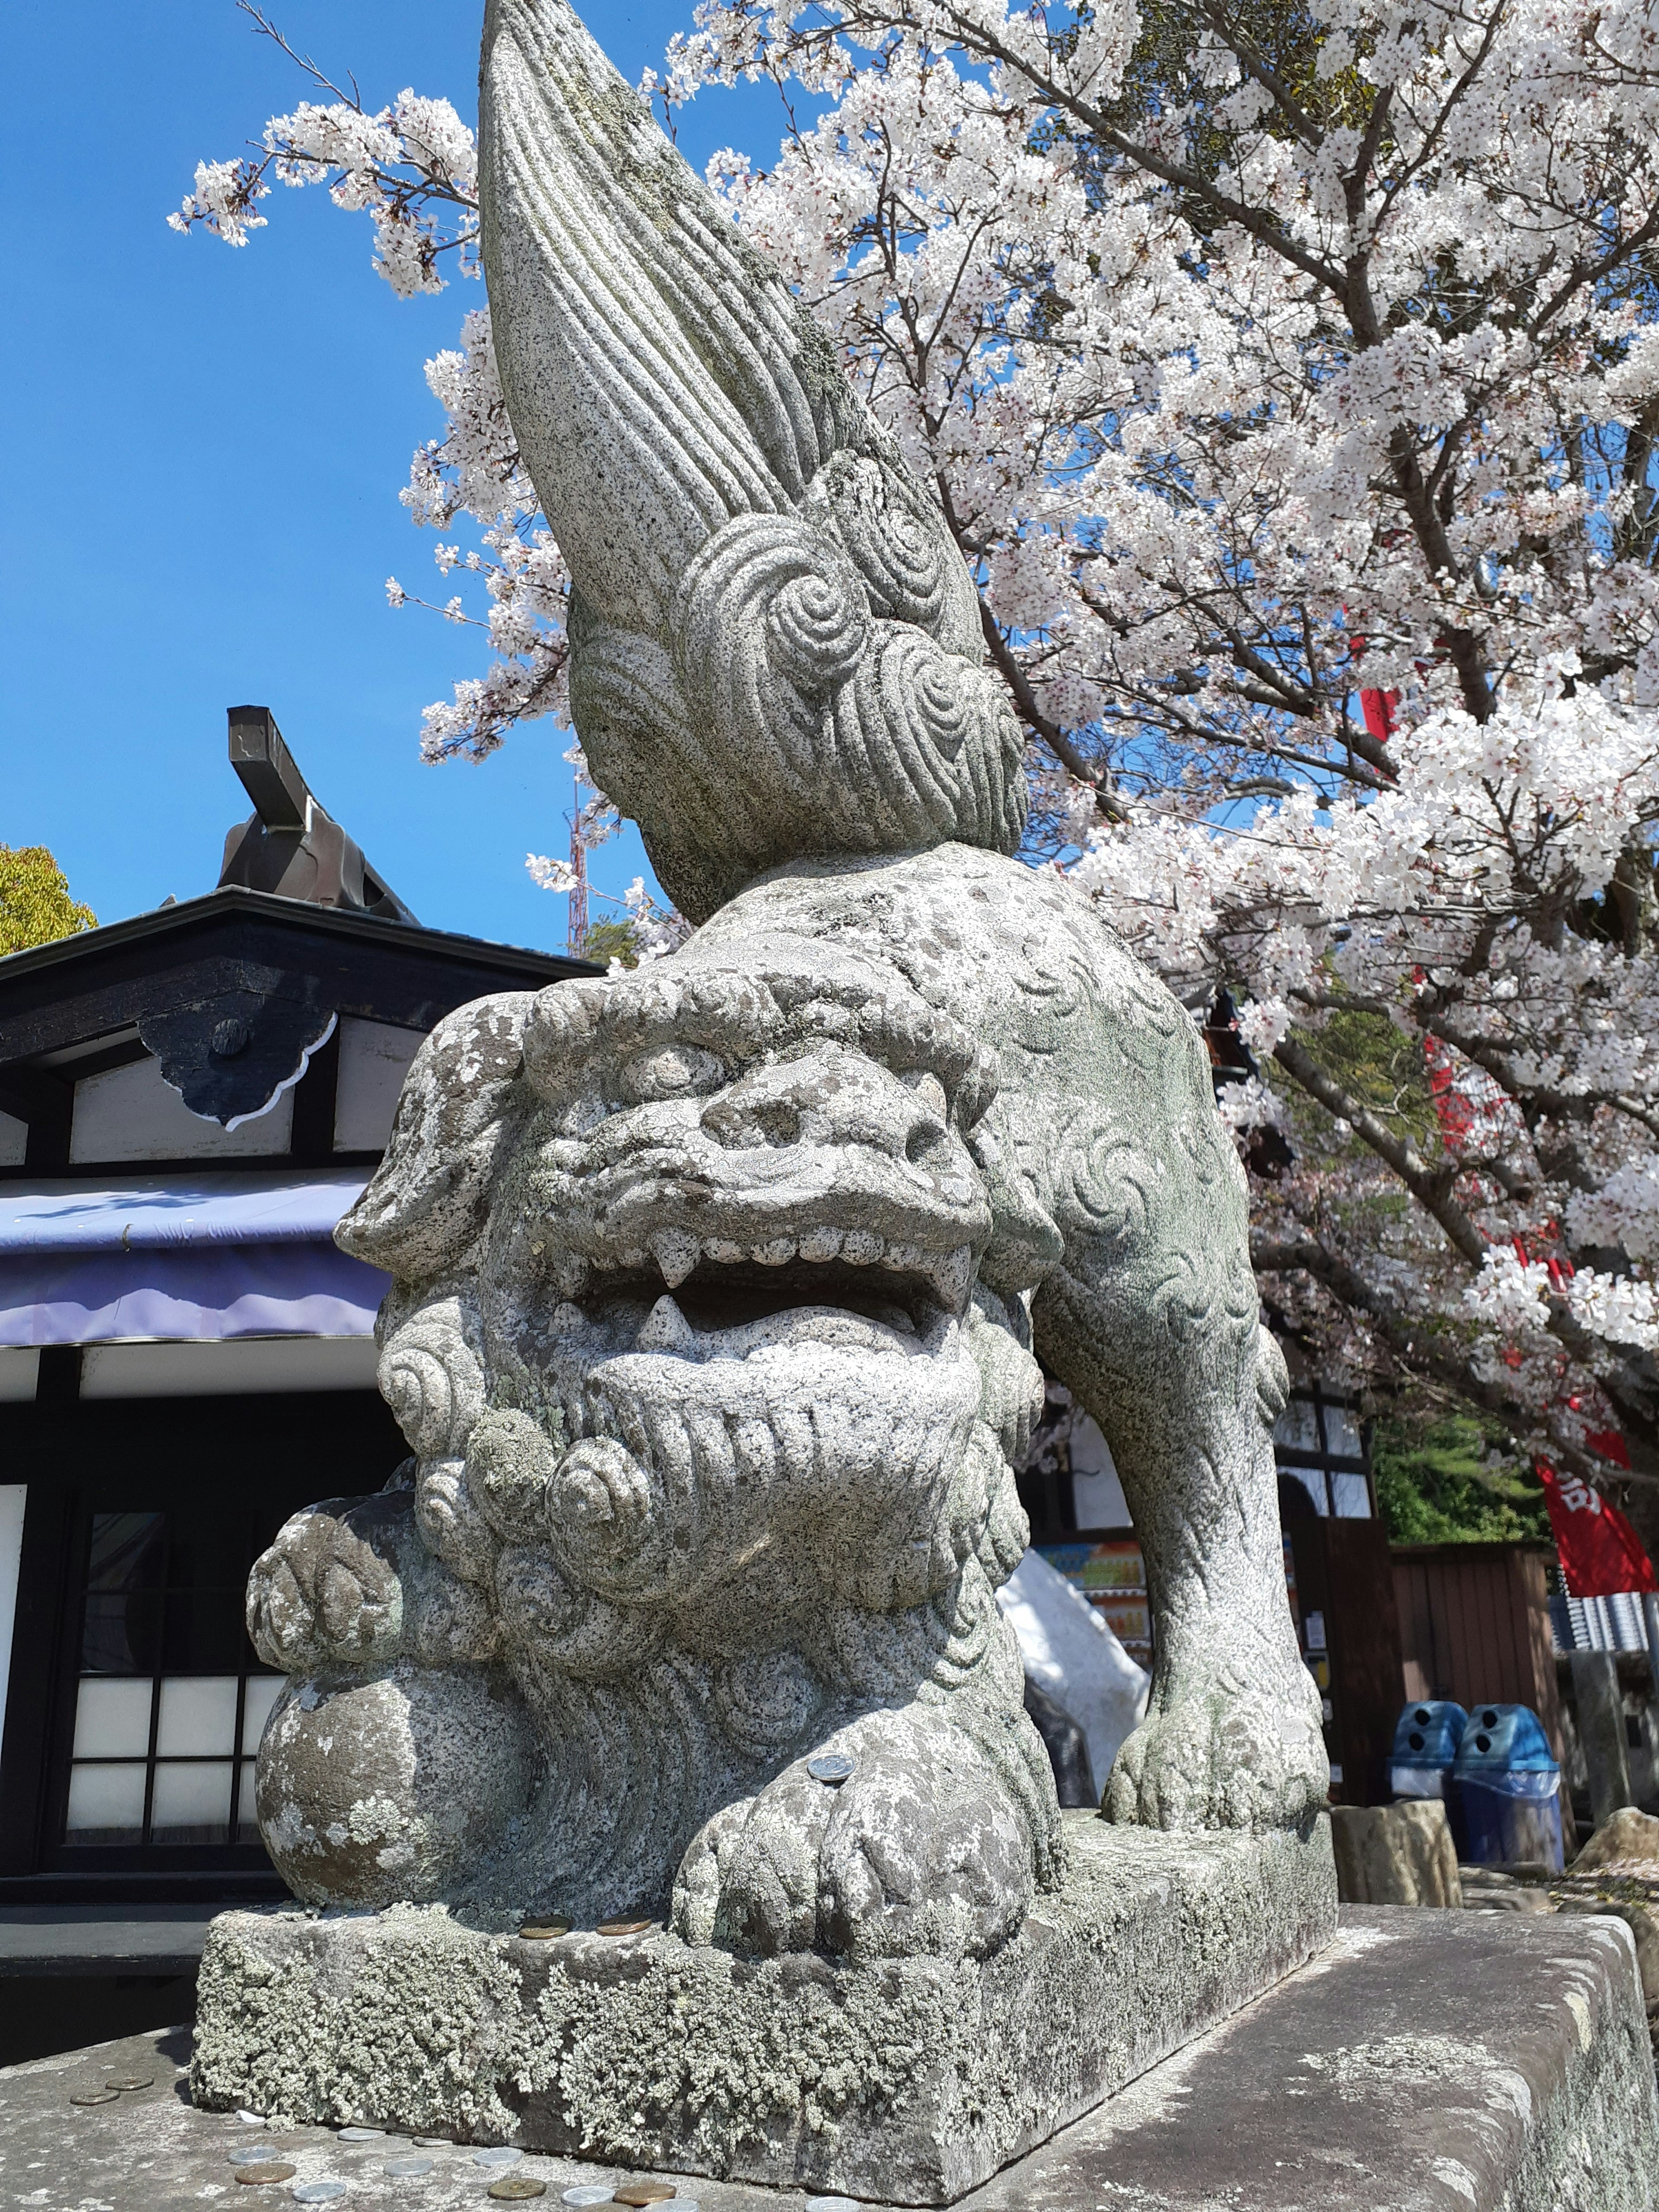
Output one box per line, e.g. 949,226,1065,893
1027,947,1327,1834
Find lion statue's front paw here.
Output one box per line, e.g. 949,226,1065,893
247,1495,407,1673
672,1782,827,1956
1104,1655,1327,1831
672,1703,1039,1962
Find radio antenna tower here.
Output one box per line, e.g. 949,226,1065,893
567,767,590,956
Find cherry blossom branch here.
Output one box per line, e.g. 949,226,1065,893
975,600,1127,822
1251,1229,1648,1485
1271,1035,1487,1265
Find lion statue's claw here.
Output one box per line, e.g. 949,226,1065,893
1104,1660,1327,1832
246,1497,407,1673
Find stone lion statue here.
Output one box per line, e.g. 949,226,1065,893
242,0,1325,1967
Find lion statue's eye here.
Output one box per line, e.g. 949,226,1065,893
620,1045,727,1101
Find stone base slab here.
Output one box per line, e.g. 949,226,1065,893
189,1811,1336,2204
978,1905,1659,2211
8,1904,1655,2212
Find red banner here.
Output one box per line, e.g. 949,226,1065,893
1538,1462,1659,1597
1359,685,1398,741
1346,629,1399,742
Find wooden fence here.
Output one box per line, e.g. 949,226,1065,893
1391,1542,1563,1760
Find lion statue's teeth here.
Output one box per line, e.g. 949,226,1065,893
648,1230,698,1287
636,1295,693,1352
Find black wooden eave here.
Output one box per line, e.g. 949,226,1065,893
0,887,601,1147
0,885,600,1061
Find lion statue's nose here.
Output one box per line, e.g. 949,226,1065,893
698,1049,949,1165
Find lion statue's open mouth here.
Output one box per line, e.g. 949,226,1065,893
453,962,1009,1627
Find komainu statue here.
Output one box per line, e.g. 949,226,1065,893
243,0,1325,1968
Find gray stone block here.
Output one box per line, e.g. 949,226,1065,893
190,1811,1336,2205
10,1896,1656,2212
971,1907,1659,2211
1573,1803,1659,1872
1330,1799,1462,1905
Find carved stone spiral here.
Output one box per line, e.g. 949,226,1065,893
378,1300,488,1460
872,627,972,763
563,469,1029,920
712,1651,822,1761
413,1459,499,1587
674,514,868,765
466,1406,561,1545
843,627,1027,849
809,451,979,657
766,566,868,696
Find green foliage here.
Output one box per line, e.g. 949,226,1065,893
581,917,640,968
1099,0,1377,213
1372,1413,1551,1545
0,846,95,959
1299,1009,1440,1149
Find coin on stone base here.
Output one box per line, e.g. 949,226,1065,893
611,2186,675,2205
235,2164,299,2185
70,2090,120,2107
489,2179,547,2200
106,2074,155,2091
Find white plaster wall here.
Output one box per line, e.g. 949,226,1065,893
80,1336,380,1397
70,1057,293,1163
0,1109,25,1168
332,1017,424,1152
0,1485,26,1773
0,1349,40,1402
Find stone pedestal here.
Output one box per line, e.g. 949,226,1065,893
190,1812,1336,2205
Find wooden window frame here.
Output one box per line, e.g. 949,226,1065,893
0,1386,406,1898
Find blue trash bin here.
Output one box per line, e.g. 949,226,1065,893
1389,1700,1468,1802
1452,1704,1564,1872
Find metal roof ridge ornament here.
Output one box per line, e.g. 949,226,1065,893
218,706,417,925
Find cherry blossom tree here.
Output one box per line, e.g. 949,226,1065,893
174,0,1659,1541
168,10,569,766
660,0,1659,1545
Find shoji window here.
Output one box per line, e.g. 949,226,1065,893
64,1510,283,1847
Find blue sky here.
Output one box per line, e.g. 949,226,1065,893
3,2,795,956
